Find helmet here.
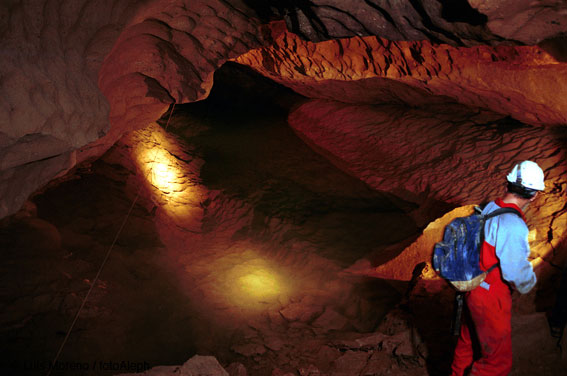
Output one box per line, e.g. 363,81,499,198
506,161,545,191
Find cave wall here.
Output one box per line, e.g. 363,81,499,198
287,100,567,273
243,0,567,46
1,0,567,222
231,20,567,269
0,0,266,219
236,25,567,126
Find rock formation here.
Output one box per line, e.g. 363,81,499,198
237,24,567,126
286,100,567,270
118,355,229,376
1,0,265,219
2,0,567,219
2,1,567,375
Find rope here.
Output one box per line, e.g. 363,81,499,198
47,102,177,375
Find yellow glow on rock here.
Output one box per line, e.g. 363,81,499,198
149,149,177,192
528,229,537,243
238,270,281,299
129,123,207,227
208,251,292,310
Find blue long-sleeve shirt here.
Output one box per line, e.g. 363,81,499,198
481,200,537,294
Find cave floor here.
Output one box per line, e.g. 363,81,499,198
0,99,426,375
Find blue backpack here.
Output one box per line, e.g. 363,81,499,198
432,206,521,291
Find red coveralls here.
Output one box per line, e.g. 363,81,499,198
450,199,537,376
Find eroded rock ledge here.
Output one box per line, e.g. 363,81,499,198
236,25,567,126
2,0,567,219
287,100,567,269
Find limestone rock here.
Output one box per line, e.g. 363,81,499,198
332,333,387,350
298,364,321,376
286,100,567,276
280,302,323,323
512,312,567,372
237,27,567,126
385,331,414,357
330,351,369,375
2,0,567,222
332,328,420,359
225,362,247,376
376,307,413,336
263,336,285,351
16,217,62,251
271,369,295,376
274,0,567,46
311,308,349,331
469,0,567,44
315,345,342,368
372,206,475,281
117,355,228,376
0,0,264,219
176,355,229,376
360,351,394,376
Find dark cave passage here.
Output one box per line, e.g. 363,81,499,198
168,63,424,266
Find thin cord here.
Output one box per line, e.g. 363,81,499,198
47,102,176,375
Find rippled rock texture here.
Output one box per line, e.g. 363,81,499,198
0,0,265,218
2,0,567,219
243,0,567,46
2,55,567,375
1,67,428,375
288,100,567,280
236,25,567,126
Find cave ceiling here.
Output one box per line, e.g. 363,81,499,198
1,0,567,221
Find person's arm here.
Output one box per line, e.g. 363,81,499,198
495,215,537,294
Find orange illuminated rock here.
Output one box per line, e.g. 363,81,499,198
1,0,567,226
104,122,208,232
372,206,476,282
98,1,263,134
288,100,567,274
236,27,567,126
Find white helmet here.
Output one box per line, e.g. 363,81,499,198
506,161,545,191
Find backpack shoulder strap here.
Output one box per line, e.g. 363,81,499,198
483,207,522,220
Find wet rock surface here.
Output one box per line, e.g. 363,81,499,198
1,0,266,219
